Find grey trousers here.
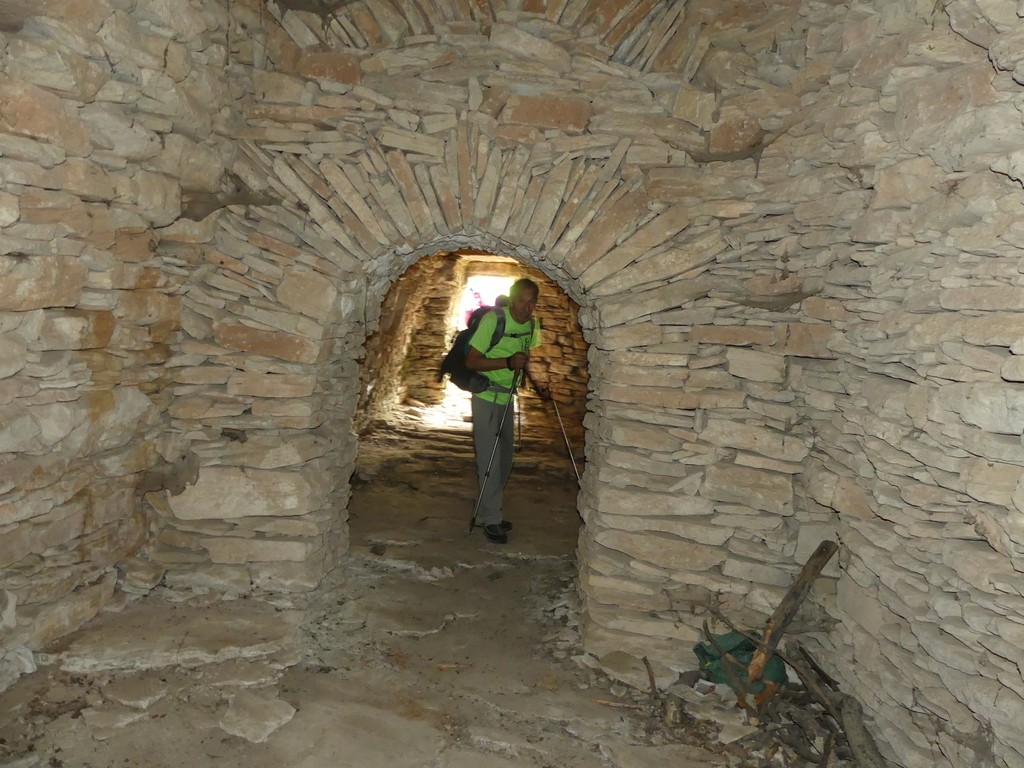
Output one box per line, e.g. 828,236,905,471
471,394,516,526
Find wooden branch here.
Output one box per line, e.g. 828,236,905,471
818,732,835,767
839,695,890,768
783,640,843,725
796,641,841,690
641,655,660,708
748,540,839,685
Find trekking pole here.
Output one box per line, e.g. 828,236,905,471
468,368,522,534
524,369,581,484
550,396,581,484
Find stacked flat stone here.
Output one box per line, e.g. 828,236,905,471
2,1,1024,766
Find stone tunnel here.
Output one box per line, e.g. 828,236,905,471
2,1,1024,765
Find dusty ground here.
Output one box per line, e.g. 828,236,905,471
0,398,846,768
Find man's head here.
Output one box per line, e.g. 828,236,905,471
509,278,539,324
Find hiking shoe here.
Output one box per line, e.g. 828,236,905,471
483,524,508,544
499,520,512,532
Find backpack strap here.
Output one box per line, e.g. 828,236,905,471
481,312,536,394
485,308,506,353
485,309,534,353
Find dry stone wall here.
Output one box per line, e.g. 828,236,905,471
357,252,461,425
0,0,242,688
1,1,1024,766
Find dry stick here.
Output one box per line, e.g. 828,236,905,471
747,540,839,686
702,618,754,715
593,698,646,710
782,640,844,726
641,655,660,712
797,641,841,689
819,732,836,767
839,695,890,768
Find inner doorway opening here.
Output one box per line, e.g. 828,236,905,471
356,250,589,475
349,248,588,561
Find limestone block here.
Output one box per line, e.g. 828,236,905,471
490,24,570,73
589,230,726,297
378,127,445,158
690,325,776,347
220,690,296,743
168,466,321,520
871,156,944,209
235,301,327,339
0,74,92,157
939,382,1024,434
802,296,852,321
226,372,317,398
594,530,728,573
1000,356,1024,382
896,66,1014,169
204,537,315,564
169,366,231,385
0,405,43,453
601,515,731,547
21,571,116,650
168,396,250,419
601,382,745,410
603,420,682,452
21,11,111,48
213,322,324,365
113,290,179,326
940,287,1024,311
0,189,18,227
276,270,339,323
151,134,225,193
0,333,27,379
701,464,793,516
59,389,157,456
709,106,763,154
0,255,88,311
721,558,791,588
594,486,715,518
4,37,110,103
36,310,115,351
606,446,690,478
134,0,210,40
990,26,1024,71
499,94,591,133
580,204,691,288
79,104,159,163
132,171,182,227
672,84,716,130
725,348,787,383
961,458,1023,506
775,323,835,359
296,51,361,85
700,420,809,463
647,164,764,204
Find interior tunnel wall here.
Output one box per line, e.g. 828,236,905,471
2,2,1024,767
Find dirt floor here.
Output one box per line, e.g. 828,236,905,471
0,398,853,768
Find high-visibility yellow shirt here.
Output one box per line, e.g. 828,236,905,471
468,308,541,405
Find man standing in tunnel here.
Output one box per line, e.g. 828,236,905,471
466,277,546,544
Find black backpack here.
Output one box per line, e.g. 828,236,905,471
438,307,532,393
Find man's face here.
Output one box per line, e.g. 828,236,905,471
510,287,538,324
